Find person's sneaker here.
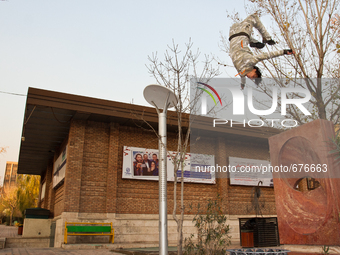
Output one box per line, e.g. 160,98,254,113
263,39,276,45
250,42,265,49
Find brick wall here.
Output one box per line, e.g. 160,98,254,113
41,119,276,217
117,126,169,214
106,123,119,213
54,184,64,216
63,120,86,212
47,162,56,214
39,162,55,214
79,121,109,213
225,138,276,215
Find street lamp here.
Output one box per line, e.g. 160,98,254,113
143,84,178,255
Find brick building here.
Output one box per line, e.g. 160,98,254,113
18,87,280,247
3,161,18,191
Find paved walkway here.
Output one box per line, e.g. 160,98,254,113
0,248,124,255
0,225,20,238
0,225,124,255
0,225,335,254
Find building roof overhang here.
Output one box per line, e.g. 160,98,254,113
18,87,280,175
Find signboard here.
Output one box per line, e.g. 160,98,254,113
53,146,67,188
229,157,273,187
122,146,215,184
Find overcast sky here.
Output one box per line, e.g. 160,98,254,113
0,1,264,181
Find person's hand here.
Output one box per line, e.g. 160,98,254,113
263,39,276,45
284,49,295,55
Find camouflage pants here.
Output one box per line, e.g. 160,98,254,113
229,13,272,43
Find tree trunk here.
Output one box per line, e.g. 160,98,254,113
173,168,182,255
177,219,183,255
9,211,13,226
318,103,327,119
177,160,185,255
176,185,184,255
315,80,327,120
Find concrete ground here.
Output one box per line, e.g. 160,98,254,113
0,225,124,255
0,248,124,255
1,225,339,254
0,225,21,238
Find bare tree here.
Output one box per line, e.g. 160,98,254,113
146,39,220,255
222,0,340,125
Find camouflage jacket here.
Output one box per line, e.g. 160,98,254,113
229,14,285,86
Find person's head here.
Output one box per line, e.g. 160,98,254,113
143,154,148,161
151,161,156,169
152,154,158,161
135,154,142,162
246,66,262,85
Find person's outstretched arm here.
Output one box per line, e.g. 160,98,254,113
255,49,295,62
255,50,285,62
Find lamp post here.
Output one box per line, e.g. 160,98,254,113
143,85,178,255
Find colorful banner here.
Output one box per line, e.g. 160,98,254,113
229,157,273,187
122,146,215,184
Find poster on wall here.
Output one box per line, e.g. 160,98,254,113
123,147,160,179
229,157,273,187
122,146,215,184
167,152,216,184
52,146,67,188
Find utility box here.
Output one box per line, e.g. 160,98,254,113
239,217,280,247
22,218,52,237
23,208,52,238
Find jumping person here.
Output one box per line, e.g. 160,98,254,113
229,13,294,89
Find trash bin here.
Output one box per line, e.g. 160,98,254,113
18,224,23,235
241,230,254,247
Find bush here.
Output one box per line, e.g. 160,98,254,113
184,196,231,255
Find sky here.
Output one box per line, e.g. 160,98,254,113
0,0,265,181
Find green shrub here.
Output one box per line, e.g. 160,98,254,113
184,196,231,255
322,245,330,254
